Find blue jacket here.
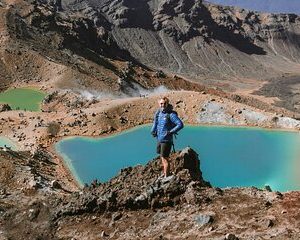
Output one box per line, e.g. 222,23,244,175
151,106,184,143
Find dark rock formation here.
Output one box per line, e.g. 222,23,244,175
225,233,239,240
0,104,12,112
54,147,210,218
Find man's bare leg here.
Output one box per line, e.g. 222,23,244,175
161,157,170,177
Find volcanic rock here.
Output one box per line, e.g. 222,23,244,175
194,214,214,227
225,233,239,240
51,180,61,189
0,104,12,112
54,147,210,218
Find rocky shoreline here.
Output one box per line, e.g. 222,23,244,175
1,146,300,239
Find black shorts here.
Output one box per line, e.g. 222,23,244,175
157,142,172,158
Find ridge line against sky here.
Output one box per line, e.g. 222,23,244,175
207,0,300,14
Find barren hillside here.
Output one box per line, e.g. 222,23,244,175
1,0,300,111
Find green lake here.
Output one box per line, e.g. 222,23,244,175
0,88,46,111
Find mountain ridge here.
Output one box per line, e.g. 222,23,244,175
208,0,300,14
2,0,300,111
26,0,300,81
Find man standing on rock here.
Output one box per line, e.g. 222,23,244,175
151,97,184,177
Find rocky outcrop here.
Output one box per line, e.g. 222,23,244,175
0,104,12,112
2,146,300,239
54,147,210,218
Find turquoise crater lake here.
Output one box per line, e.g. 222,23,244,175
55,126,300,192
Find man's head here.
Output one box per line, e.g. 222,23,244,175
159,97,169,110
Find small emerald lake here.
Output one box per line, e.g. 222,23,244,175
0,88,46,111
55,125,300,192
